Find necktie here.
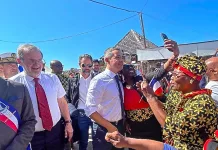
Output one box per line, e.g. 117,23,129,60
34,78,53,131
114,75,125,122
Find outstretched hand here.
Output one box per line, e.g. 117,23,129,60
105,131,127,148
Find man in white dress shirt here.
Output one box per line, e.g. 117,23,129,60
86,47,124,150
66,54,94,150
205,57,218,107
10,44,73,150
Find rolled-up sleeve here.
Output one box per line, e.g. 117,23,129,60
85,78,104,117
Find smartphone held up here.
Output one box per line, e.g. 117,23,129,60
161,33,179,56
161,33,168,41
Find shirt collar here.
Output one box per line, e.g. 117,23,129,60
105,68,117,78
80,73,92,80
24,71,42,82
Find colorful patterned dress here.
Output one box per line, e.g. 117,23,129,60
163,89,217,150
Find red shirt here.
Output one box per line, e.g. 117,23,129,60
124,87,149,110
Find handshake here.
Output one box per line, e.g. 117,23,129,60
105,131,128,149
105,131,177,150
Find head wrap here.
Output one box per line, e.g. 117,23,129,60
173,55,206,81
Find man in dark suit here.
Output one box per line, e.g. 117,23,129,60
0,77,36,150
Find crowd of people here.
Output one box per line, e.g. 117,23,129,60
0,39,218,150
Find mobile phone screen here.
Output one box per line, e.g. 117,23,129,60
161,33,168,41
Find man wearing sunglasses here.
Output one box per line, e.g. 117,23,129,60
66,54,94,150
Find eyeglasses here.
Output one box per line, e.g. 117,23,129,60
23,58,43,65
81,64,92,68
112,55,124,60
171,71,186,78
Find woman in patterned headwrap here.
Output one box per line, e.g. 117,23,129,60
137,55,218,150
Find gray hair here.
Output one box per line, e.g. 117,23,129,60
104,47,122,61
17,44,43,59
79,54,93,64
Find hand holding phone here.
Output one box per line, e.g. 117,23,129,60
161,33,179,57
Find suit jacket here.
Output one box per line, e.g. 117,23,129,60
66,73,95,108
0,78,36,150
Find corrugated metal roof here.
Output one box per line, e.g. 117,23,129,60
137,40,218,60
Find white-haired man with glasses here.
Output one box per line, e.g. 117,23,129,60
66,54,95,150
10,44,73,150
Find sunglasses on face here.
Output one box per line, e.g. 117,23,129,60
81,64,92,68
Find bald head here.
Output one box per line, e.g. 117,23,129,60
50,60,63,74
206,57,218,67
205,57,218,81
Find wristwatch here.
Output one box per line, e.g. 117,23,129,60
65,120,72,124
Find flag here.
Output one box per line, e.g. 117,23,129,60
18,65,24,72
149,77,164,96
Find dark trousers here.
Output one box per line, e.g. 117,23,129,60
77,109,93,150
31,120,65,150
126,116,163,150
92,120,124,150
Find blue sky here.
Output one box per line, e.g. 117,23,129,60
0,0,218,70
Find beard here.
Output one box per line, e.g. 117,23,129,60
82,69,91,75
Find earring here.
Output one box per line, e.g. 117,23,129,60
190,79,194,84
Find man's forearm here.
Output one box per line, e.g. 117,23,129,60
58,98,71,121
147,97,166,127
90,112,114,130
125,138,164,150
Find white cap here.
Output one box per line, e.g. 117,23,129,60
0,53,17,64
